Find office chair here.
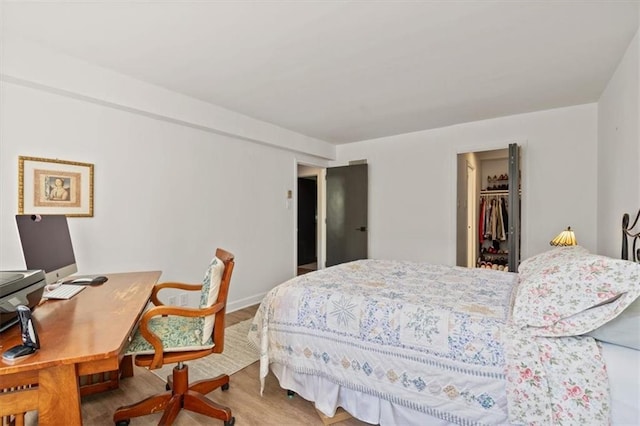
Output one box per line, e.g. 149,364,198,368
114,248,236,426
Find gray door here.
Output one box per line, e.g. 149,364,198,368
326,164,368,267
508,143,521,271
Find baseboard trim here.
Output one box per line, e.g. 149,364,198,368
227,292,266,313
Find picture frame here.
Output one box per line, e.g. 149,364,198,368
18,156,94,217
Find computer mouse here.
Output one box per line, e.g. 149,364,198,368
90,276,108,285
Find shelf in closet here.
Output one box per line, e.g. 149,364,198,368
480,251,509,257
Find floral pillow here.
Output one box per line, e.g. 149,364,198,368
512,247,640,336
517,245,589,280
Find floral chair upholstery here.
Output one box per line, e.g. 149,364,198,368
114,248,236,426
125,256,225,355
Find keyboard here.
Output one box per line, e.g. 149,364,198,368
44,284,86,300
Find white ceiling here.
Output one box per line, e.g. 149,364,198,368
2,1,638,144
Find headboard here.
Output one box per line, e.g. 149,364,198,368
622,209,640,262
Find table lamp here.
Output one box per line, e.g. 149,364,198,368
550,226,577,246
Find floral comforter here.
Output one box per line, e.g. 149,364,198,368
248,249,640,425
504,247,640,425
249,260,519,424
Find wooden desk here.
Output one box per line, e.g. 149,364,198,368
0,271,160,425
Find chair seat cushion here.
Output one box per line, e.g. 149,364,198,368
126,315,214,355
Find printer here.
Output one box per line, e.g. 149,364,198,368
0,270,46,332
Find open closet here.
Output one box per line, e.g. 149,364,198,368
456,143,521,272
478,174,512,270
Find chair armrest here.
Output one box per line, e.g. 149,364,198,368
150,281,203,306
137,302,225,369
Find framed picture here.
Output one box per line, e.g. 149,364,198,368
18,156,94,217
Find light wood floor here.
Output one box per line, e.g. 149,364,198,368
297,262,317,276
24,304,371,425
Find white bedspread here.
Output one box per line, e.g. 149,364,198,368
249,260,519,424
249,250,640,425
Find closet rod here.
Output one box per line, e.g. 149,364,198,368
480,190,509,196
480,190,521,197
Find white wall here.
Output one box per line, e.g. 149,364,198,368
0,39,334,311
0,81,315,310
334,104,599,264
597,28,640,258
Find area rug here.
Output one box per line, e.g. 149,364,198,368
150,319,259,383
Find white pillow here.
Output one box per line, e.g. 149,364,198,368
587,297,640,350
199,256,225,344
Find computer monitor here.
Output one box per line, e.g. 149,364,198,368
15,214,78,285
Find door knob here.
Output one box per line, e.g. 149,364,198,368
355,226,367,232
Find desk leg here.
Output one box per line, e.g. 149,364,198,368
38,363,82,426
121,355,134,378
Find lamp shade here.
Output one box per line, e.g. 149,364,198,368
550,226,577,246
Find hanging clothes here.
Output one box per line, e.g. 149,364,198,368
479,198,485,244
496,199,505,241
478,195,509,241
501,198,509,238
490,199,498,239
484,199,493,239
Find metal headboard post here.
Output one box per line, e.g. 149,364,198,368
622,209,640,262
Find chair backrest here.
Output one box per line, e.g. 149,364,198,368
210,248,235,353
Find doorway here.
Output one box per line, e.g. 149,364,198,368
456,144,521,271
297,165,322,276
297,175,317,275
296,162,369,275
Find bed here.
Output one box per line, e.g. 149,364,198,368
248,211,640,425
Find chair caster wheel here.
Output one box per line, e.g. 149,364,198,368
222,382,230,391
287,390,295,398
115,420,130,426
224,416,235,426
